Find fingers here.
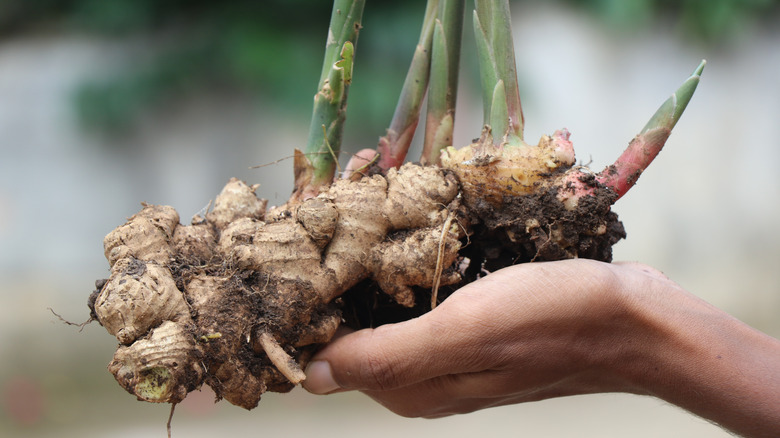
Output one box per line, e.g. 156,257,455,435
301,259,674,407
303,305,492,394
302,321,443,394
303,325,424,394
302,259,614,396
360,372,513,418
360,367,577,418
304,337,520,416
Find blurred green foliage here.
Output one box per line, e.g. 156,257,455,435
1,0,777,132
570,0,778,38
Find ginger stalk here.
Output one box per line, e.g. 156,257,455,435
294,0,364,201
420,0,465,166
376,0,440,172
473,0,524,145
596,60,706,200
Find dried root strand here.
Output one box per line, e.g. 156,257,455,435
167,403,176,438
431,211,457,309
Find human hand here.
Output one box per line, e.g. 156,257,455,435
303,259,780,437
303,259,668,416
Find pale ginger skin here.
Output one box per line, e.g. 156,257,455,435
92,165,467,409
441,128,577,205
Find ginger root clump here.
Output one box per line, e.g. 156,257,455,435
92,164,466,409
91,151,624,409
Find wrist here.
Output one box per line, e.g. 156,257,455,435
568,265,663,396
606,268,780,437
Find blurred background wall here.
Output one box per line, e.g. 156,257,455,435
1,0,778,436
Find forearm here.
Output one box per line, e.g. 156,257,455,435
618,284,780,438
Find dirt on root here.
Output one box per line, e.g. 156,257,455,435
339,179,626,329
465,186,624,269
172,259,336,400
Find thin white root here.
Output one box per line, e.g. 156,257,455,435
258,332,306,385
431,212,455,310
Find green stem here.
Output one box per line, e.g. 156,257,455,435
596,60,706,199
640,60,706,134
473,0,524,145
297,0,365,197
421,0,465,165
377,0,440,172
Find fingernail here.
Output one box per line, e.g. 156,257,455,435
303,361,341,395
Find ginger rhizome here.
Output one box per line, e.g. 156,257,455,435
92,167,464,408
88,0,704,414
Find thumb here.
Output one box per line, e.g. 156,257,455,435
303,312,473,395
